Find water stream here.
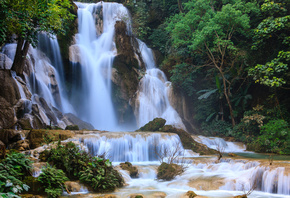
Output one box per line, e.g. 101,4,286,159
71,132,290,198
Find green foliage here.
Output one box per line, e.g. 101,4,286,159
250,0,290,87
170,63,197,96
37,164,68,198
47,142,124,192
249,51,290,87
0,152,32,197
0,0,75,46
248,119,290,154
201,120,232,137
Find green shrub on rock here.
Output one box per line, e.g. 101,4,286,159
157,162,183,181
65,125,79,130
247,119,290,154
137,118,166,131
46,142,124,192
37,164,68,198
0,151,32,197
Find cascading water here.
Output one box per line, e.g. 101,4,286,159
70,2,132,130
80,132,196,162
77,132,290,197
136,40,185,129
194,135,247,153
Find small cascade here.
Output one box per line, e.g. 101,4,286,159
37,34,74,113
71,2,131,130
11,71,26,99
194,135,247,153
80,132,196,162
136,40,185,129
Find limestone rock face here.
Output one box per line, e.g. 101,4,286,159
167,87,200,133
69,45,81,64
0,70,20,128
0,53,13,69
62,113,94,130
0,129,22,146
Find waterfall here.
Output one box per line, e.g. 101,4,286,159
80,132,196,162
37,34,73,113
136,40,185,129
70,2,132,131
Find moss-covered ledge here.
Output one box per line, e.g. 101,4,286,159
136,118,217,155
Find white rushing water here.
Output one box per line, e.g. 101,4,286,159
70,2,132,131
194,135,247,153
78,132,290,197
80,132,197,163
136,40,185,129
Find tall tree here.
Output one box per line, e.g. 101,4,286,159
0,0,74,76
167,0,259,126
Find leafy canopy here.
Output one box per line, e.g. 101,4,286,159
0,0,74,46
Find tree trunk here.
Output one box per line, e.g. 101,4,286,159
11,38,30,76
177,0,184,13
222,77,236,126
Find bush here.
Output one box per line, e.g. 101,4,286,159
0,152,32,197
47,142,124,192
37,164,68,198
248,119,290,154
201,120,232,137
157,162,183,181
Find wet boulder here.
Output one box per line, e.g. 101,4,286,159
8,139,30,151
120,162,139,178
64,181,82,192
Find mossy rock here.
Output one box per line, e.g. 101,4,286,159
234,195,247,198
137,118,166,132
186,191,197,198
157,162,183,181
159,125,217,155
65,125,79,130
27,129,75,149
120,162,139,178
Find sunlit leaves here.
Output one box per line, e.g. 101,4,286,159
1,0,74,47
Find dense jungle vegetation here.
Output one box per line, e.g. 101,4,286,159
124,0,290,155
